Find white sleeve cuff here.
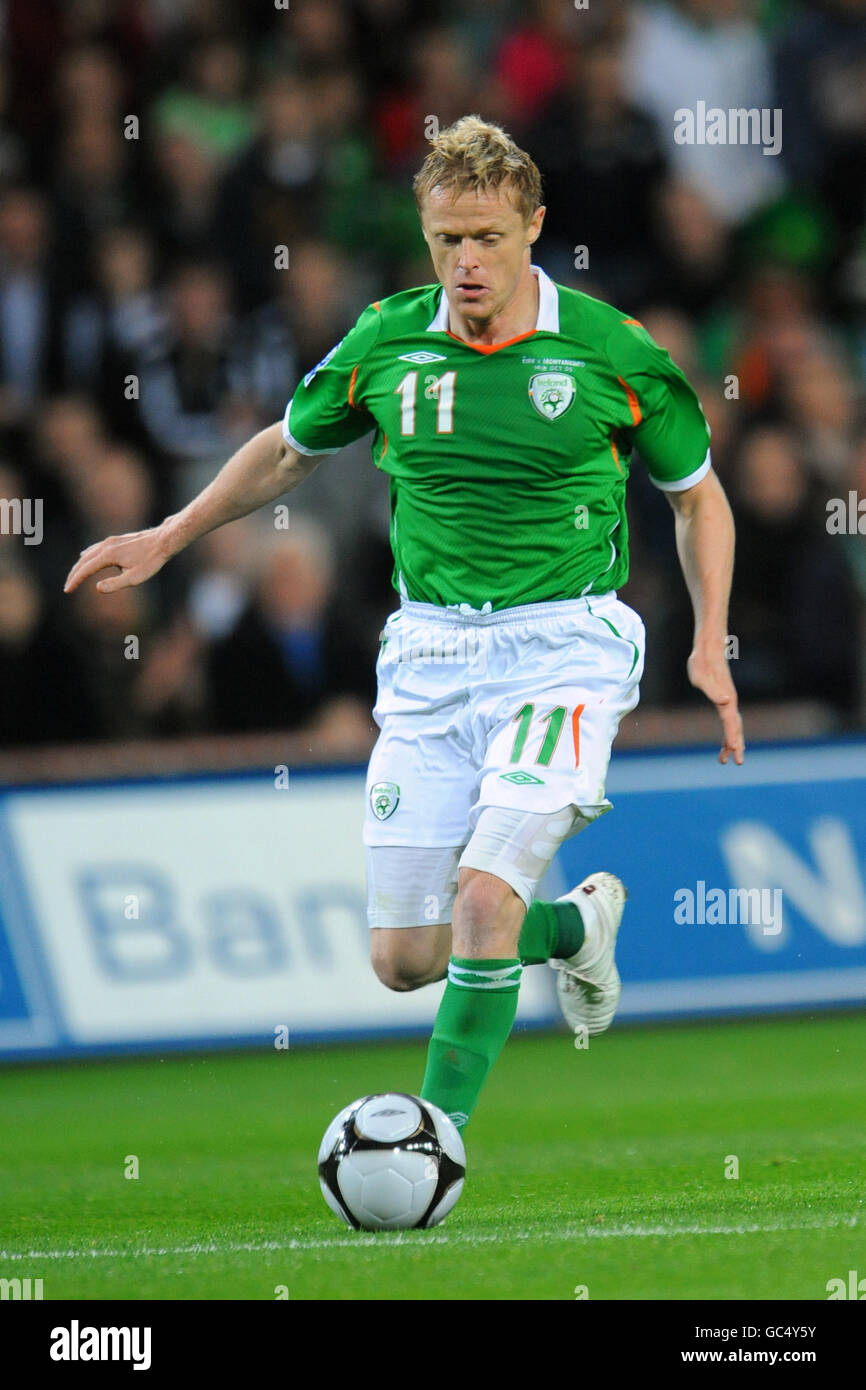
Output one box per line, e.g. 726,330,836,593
281,399,341,456
649,448,712,493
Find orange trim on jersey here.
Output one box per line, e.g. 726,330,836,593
446,327,537,355
348,363,359,409
617,375,642,426
622,318,643,327
372,301,381,311
609,438,623,475
379,431,388,462
571,704,585,767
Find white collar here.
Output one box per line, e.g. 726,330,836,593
426,264,559,336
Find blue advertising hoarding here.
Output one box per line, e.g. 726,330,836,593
0,740,863,1059
567,742,866,1017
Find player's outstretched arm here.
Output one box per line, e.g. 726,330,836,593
64,423,320,595
666,469,745,766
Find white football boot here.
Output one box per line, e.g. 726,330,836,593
548,872,627,1037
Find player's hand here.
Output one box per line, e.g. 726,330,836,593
687,640,745,766
63,525,172,595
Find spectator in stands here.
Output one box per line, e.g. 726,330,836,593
28,392,107,518
279,0,354,76
729,425,859,714
350,0,436,98
773,0,866,232
270,239,364,378
374,27,475,178
0,188,62,428
69,444,157,548
206,520,376,736
623,0,784,222
53,117,139,295
132,610,208,737
648,180,731,320
58,44,126,126
146,129,222,263
493,0,576,126
24,394,108,592
62,224,165,443
68,569,160,741
781,349,861,488
215,73,325,308
153,38,255,166
0,59,27,184
0,561,99,745
706,264,832,412
529,34,668,301
186,518,258,643
136,260,264,501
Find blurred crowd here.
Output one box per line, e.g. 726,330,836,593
0,0,865,751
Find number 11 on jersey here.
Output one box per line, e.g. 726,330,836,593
395,371,457,435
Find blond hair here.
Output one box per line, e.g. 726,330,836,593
413,115,542,222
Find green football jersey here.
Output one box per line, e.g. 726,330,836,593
283,266,711,611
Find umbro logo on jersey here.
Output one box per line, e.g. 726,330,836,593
398,351,447,364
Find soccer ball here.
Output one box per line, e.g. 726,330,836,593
318,1092,466,1231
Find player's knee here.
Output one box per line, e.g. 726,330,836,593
370,935,432,992
373,960,424,993
452,869,525,956
454,869,520,931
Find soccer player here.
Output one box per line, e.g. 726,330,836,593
65,117,744,1132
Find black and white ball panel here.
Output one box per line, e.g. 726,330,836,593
317,1092,466,1231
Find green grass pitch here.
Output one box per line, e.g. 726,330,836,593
1,1013,863,1300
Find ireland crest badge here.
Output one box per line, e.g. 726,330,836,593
370,782,400,820
528,372,575,420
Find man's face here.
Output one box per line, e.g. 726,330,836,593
420,184,545,326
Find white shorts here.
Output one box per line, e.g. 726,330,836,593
364,593,645,928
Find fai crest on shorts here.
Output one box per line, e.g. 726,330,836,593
528,372,575,420
370,781,400,820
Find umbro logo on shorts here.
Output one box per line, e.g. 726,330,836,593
500,771,545,785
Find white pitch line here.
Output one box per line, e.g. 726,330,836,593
0,1213,857,1262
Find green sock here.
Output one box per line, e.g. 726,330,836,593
518,899,585,966
420,957,522,1129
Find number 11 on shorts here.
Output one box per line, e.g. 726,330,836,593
509,703,585,767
